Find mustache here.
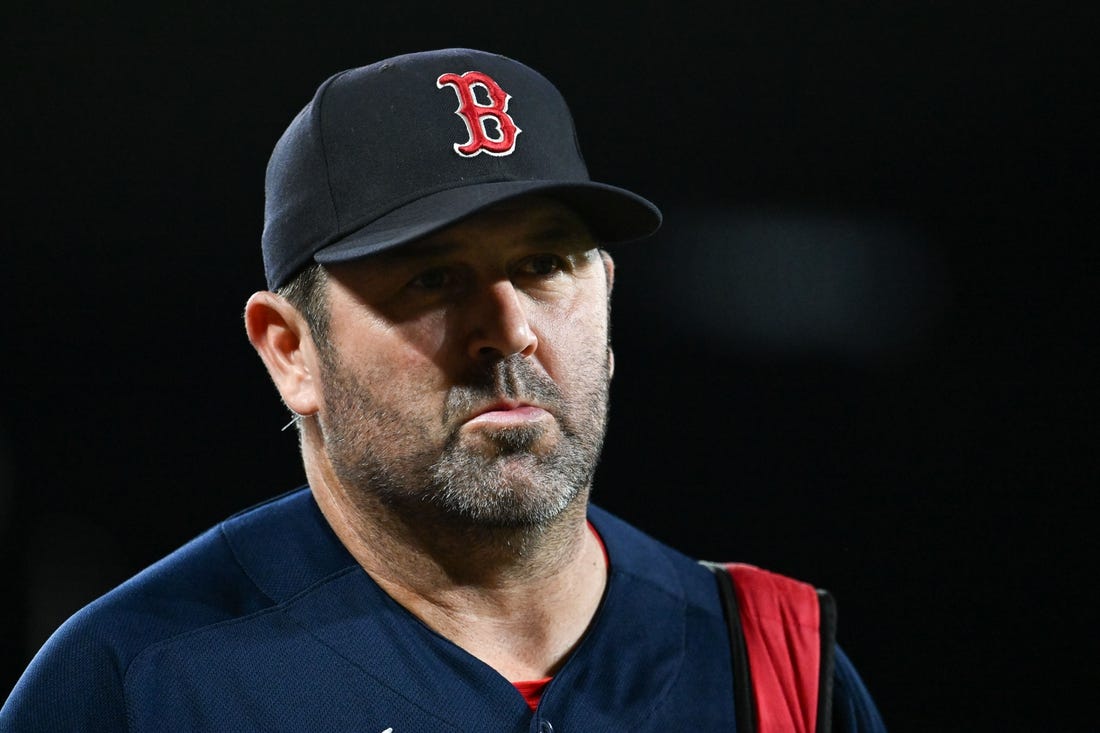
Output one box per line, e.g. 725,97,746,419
443,355,564,423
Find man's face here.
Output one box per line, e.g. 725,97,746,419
312,198,614,528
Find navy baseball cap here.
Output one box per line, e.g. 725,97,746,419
262,48,662,290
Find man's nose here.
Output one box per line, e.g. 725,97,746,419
465,280,538,361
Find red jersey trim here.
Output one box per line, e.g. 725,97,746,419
513,676,553,711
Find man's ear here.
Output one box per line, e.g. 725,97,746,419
599,249,615,295
244,291,322,417
599,249,616,379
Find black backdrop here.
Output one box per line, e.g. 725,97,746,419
5,3,1096,730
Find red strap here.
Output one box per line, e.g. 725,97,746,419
726,563,821,733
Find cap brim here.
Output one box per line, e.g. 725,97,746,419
313,179,661,266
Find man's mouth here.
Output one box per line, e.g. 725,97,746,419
462,401,552,428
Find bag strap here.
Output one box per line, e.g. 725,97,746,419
707,561,757,732
704,562,837,733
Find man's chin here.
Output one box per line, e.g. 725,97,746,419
422,452,581,527
460,423,558,457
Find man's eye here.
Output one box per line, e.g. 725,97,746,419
409,268,452,290
520,254,565,277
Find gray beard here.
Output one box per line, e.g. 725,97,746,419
318,352,609,529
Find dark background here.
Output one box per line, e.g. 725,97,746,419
5,3,1096,730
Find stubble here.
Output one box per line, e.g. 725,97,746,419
317,350,610,530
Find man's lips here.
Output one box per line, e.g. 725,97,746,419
462,401,552,427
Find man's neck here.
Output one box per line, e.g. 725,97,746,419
306,459,608,682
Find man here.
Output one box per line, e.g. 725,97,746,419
2,49,886,731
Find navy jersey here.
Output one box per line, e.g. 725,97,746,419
1,489,885,732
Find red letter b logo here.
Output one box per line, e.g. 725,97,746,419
437,71,522,157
